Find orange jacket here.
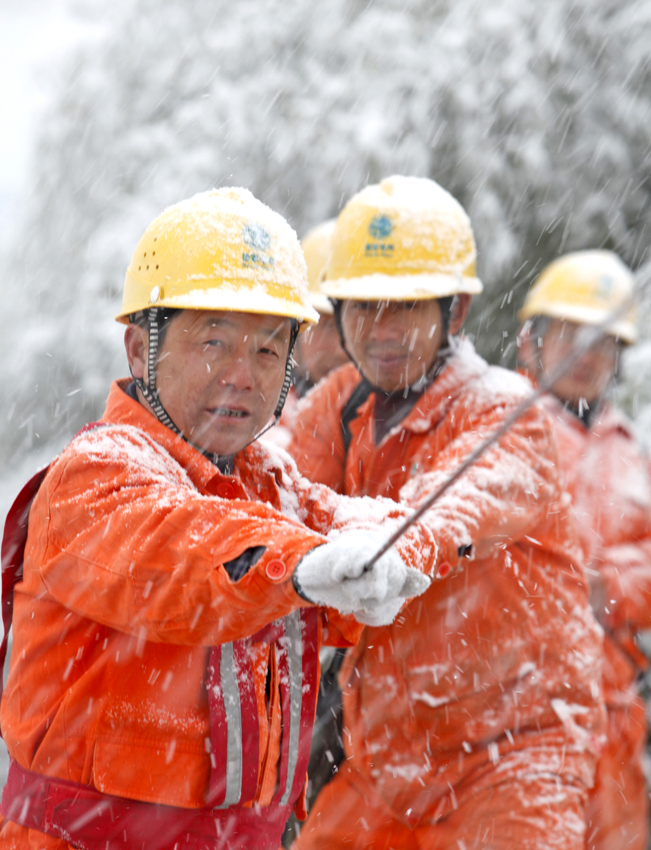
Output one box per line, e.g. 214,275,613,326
1,380,437,825
542,397,651,702
288,339,604,822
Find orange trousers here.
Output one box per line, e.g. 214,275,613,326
294,760,589,850
586,698,648,850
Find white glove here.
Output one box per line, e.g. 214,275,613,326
294,530,430,626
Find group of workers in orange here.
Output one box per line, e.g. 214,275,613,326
0,174,649,850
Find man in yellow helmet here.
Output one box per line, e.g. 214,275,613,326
0,189,437,850
266,220,348,449
287,176,604,850
518,251,650,850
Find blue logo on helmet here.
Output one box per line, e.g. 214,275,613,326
368,215,393,240
242,224,271,251
597,274,614,299
242,223,274,269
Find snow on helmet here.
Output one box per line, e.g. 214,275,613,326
322,175,483,301
519,250,637,344
300,219,336,315
117,188,319,327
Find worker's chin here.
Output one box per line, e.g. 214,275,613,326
193,420,260,458
359,363,420,394
551,377,602,408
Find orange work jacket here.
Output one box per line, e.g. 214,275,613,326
0,380,437,847
542,397,651,703
288,339,605,824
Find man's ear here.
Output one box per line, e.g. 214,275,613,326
124,324,148,380
448,293,472,335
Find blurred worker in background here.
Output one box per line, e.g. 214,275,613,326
288,176,605,850
0,188,436,850
266,219,349,449
294,220,349,395
518,251,650,850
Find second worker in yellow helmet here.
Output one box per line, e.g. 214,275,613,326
287,175,605,850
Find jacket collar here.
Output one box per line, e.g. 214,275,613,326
102,379,241,491
541,391,634,441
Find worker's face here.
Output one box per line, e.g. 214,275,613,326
340,296,470,393
126,310,291,456
525,318,621,406
294,313,349,385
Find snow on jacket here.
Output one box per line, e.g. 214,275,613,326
288,338,604,822
0,380,437,834
542,397,651,702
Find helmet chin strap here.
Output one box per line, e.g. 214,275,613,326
130,309,299,466
331,298,454,397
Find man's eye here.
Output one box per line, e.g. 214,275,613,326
259,347,279,357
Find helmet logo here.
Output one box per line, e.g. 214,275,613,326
366,215,394,258
596,274,614,300
243,223,271,251
368,215,393,240
242,223,275,269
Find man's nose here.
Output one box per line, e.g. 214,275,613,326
218,355,255,391
368,310,408,343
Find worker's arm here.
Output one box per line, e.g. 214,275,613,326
31,426,327,647
399,396,563,567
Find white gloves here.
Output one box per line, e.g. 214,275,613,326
294,530,430,626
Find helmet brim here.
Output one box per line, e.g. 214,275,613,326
116,279,320,329
321,272,483,301
518,302,637,345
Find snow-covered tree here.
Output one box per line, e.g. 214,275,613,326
3,0,651,465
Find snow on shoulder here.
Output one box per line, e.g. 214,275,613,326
67,423,195,490
245,438,339,526
450,336,532,405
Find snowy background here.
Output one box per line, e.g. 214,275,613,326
2,0,651,797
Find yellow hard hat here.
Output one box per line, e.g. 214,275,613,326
300,219,336,315
116,188,319,327
322,175,483,301
518,250,637,344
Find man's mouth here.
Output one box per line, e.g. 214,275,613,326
211,407,249,418
367,351,406,366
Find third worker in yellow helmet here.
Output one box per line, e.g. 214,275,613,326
519,250,649,850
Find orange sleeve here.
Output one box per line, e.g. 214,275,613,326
399,398,563,563
30,440,324,648
599,540,651,633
